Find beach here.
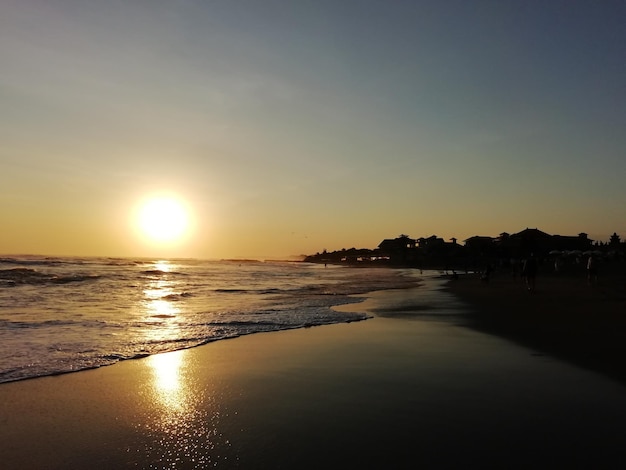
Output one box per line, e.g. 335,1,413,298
446,260,626,384
2,271,626,469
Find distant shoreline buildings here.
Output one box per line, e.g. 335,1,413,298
304,228,624,268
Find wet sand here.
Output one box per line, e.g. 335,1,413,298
1,277,626,469
446,261,626,384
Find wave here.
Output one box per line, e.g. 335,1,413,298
0,312,371,384
0,268,55,286
213,287,281,294
0,257,85,267
0,318,107,330
161,292,193,300
103,259,142,266
52,274,101,284
208,319,287,327
0,260,416,385
0,268,101,286
140,269,186,277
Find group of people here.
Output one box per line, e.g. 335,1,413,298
483,256,536,289
482,252,600,291
520,253,599,290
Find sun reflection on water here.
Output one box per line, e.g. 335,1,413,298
154,260,173,272
133,260,236,466
147,297,179,317
141,261,182,340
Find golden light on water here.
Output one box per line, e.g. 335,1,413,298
139,260,232,465
143,262,190,413
143,272,180,319
146,298,178,317
140,261,183,352
153,260,172,272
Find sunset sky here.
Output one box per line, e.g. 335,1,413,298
2,0,624,259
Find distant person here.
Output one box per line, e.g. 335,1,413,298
510,258,520,280
587,255,598,285
481,264,492,283
522,254,537,291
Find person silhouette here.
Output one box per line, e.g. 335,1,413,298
522,254,537,291
587,255,598,285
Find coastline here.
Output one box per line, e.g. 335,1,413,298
1,277,626,468
445,262,626,384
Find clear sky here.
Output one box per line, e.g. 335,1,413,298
1,0,624,259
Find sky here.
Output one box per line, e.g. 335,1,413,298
1,0,625,259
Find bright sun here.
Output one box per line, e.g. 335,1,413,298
136,196,191,243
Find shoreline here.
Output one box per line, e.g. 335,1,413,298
1,275,626,468
444,262,626,384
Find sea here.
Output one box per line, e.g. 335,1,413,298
0,256,436,384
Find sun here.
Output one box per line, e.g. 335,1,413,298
136,195,191,243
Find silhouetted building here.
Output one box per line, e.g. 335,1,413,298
378,235,416,253
416,235,446,252
464,236,495,252
305,227,612,267
377,235,417,264
551,233,593,252
504,228,553,256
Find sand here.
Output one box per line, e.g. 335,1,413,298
446,261,626,384
1,272,626,469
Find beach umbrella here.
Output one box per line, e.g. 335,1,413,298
549,250,562,256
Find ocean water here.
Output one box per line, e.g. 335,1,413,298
0,256,422,383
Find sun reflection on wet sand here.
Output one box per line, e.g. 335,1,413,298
141,351,234,467
149,352,186,412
